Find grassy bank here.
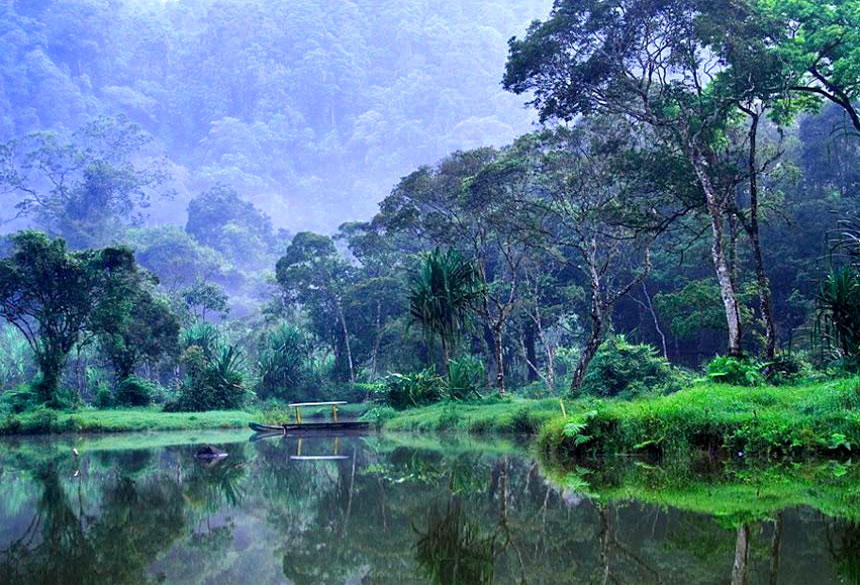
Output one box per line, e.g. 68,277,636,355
373,376,860,461
539,376,860,463
0,401,373,436
0,407,256,435
367,396,566,434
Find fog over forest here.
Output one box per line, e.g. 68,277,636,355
0,0,550,232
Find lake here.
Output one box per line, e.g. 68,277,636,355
0,431,857,584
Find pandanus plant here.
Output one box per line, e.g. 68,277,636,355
408,248,481,375
816,265,860,368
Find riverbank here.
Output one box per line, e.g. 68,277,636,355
0,407,255,435
375,376,860,461
0,401,372,435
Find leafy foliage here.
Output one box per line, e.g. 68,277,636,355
168,330,249,412
581,336,679,399
408,248,481,371
0,231,139,405
255,323,313,402
378,369,444,410
707,356,765,387
115,376,158,407
444,356,487,401
816,266,860,369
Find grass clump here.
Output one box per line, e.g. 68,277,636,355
539,376,860,464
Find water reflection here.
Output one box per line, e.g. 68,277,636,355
0,433,857,584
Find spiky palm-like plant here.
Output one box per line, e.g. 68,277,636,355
408,248,481,374
816,266,860,368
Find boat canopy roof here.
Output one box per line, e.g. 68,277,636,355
288,401,348,407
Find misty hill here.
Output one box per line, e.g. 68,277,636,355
0,0,550,231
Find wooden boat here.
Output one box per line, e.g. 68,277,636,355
249,420,370,433
249,401,370,435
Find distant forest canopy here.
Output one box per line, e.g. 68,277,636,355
0,0,549,231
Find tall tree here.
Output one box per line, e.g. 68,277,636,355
503,0,758,356
0,116,168,248
275,232,357,383
0,231,136,405
517,126,669,392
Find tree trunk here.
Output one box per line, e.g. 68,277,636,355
370,299,382,379
336,299,355,383
524,323,539,382
36,352,63,407
439,332,450,377
689,149,744,356
744,110,777,361
642,281,668,359
570,286,607,394
491,323,506,394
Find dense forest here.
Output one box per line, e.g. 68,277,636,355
0,0,859,419
0,0,548,230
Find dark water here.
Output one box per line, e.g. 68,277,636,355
0,431,858,585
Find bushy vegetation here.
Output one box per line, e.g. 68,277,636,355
580,336,681,398
707,356,765,387
377,369,444,411
167,344,248,412
115,376,158,407
538,377,860,462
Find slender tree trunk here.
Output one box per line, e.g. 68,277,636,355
731,523,750,585
744,110,777,361
689,149,744,356
641,281,668,359
570,290,606,394
524,323,539,382
370,299,382,379
491,323,506,394
335,299,355,383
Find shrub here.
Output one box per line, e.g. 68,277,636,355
816,265,860,369
115,376,157,407
378,368,444,410
167,344,249,411
0,384,38,414
581,335,677,398
93,383,114,408
765,352,812,386
707,355,765,386
444,355,486,400
255,324,311,401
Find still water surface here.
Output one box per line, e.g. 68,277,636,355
0,431,857,584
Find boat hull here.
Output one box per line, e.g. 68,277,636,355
249,421,370,433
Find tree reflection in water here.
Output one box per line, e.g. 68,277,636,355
0,435,857,585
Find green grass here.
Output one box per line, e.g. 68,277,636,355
373,376,860,462
0,407,256,435
365,395,568,434
539,376,860,462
